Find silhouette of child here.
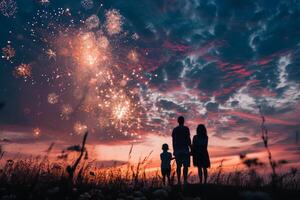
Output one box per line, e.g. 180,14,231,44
160,143,173,185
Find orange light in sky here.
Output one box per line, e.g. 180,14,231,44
113,101,130,120
33,128,41,137
72,32,109,67
13,63,31,78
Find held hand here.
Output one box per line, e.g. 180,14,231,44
189,145,193,156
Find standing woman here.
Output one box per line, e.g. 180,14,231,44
192,124,211,184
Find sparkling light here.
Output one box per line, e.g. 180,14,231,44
13,63,31,78
105,9,122,35
73,121,88,135
81,0,94,10
46,49,56,60
13,5,150,140
127,50,139,62
72,32,110,67
85,14,100,30
47,93,59,104
39,0,50,5
33,128,41,136
2,44,15,60
60,104,73,120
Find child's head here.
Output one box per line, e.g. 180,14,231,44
162,143,169,151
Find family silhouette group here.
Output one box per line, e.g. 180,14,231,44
160,116,210,185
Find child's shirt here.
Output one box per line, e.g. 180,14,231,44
160,151,172,169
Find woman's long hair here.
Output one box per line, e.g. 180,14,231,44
197,124,207,138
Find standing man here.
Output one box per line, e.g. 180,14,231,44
172,116,191,185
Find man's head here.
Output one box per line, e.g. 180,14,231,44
177,116,184,125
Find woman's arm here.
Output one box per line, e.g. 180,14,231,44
204,137,208,149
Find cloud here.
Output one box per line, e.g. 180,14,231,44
276,54,291,89
237,137,250,143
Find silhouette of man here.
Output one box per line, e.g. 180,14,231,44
172,116,191,184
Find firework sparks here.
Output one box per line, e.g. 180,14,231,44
81,0,94,10
46,49,56,60
47,93,59,104
0,0,17,17
13,63,31,78
85,14,100,30
113,101,130,120
98,36,109,49
71,32,110,67
132,33,139,40
127,50,139,62
38,0,50,5
1,45,15,60
33,128,41,137
13,4,150,140
60,104,73,120
105,9,123,35
73,121,88,135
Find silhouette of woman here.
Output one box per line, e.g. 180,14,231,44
192,124,210,184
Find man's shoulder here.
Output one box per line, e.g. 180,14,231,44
172,126,179,135
173,125,189,133
174,125,189,130
181,125,190,132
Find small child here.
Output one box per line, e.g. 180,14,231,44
160,143,173,185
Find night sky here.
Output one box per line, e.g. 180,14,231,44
0,0,299,168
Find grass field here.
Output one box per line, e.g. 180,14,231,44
0,147,299,200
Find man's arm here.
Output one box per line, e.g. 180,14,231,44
187,127,192,149
172,128,176,155
172,128,175,148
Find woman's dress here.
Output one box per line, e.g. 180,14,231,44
192,135,211,168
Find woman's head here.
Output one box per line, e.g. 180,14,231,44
197,124,207,137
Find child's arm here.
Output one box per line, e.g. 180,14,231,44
170,153,175,160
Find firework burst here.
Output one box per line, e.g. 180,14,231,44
71,32,110,67
38,0,50,5
33,127,41,137
73,121,88,135
105,9,123,35
16,5,151,140
81,0,94,10
60,104,73,120
47,93,59,104
1,44,15,60
127,50,139,62
85,14,100,30
46,49,56,60
13,63,31,78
